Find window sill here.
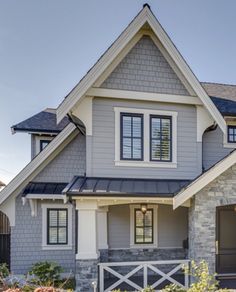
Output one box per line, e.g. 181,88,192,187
115,160,177,168
130,244,158,249
224,142,236,149
42,245,73,251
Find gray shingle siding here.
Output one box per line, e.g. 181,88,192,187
90,97,201,180
34,133,86,183
11,196,76,274
101,36,189,96
202,127,232,171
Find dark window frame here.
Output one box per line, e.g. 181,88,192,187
227,125,236,143
40,139,50,151
47,208,68,245
134,208,154,244
150,115,172,162
120,113,144,161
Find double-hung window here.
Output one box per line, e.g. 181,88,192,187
47,209,68,245
120,113,143,160
228,126,236,143
135,209,153,244
150,115,172,161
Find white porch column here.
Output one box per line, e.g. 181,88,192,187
97,207,108,249
76,201,99,260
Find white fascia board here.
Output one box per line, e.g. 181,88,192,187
87,87,202,105
173,150,236,209
56,6,225,134
0,123,77,205
56,8,149,123
145,9,226,133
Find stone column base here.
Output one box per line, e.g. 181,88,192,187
76,259,99,292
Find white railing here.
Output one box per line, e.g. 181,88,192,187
99,259,189,292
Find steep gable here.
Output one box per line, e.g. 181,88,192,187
101,36,189,96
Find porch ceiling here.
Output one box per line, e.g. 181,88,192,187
63,176,191,198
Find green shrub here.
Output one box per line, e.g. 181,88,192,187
0,263,10,278
29,261,63,286
162,260,222,292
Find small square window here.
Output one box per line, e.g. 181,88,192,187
40,140,50,151
227,126,236,143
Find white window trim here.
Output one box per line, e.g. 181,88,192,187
223,123,236,148
130,204,158,249
41,203,73,250
114,107,177,168
35,136,54,155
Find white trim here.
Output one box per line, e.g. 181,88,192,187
173,149,236,209
196,106,214,142
129,204,158,249
56,6,225,134
114,107,177,167
87,87,202,106
41,203,73,250
26,194,67,201
0,123,77,206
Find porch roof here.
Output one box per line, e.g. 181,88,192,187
63,176,191,197
22,182,67,197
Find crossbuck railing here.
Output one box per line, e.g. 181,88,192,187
99,259,190,292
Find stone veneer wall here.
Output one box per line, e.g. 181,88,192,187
189,164,236,273
100,248,187,263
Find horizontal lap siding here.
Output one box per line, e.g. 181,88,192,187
108,204,188,249
203,127,232,171
91,98,200,179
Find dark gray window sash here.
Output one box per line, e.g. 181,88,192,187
120,113,144,160
227,125,236,143
47,208,68,245
150,115,172,162
134,209,154,244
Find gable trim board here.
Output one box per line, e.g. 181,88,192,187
173,149,236,209
56,5,226,134
87,88,202,106
0,123,78,206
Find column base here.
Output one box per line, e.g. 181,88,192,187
75,259,99,292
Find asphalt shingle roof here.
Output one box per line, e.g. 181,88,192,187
210,96,236,117
12,108,69,134
201,82,236,102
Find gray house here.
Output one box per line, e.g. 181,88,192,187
1,5,236,291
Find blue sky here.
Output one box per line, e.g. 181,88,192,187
1,0,236,183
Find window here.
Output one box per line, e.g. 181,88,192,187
228,126,236,143
134,209,153,244
120,113,143,160
47,209,68,245
150,115,172,161
40,140,50,151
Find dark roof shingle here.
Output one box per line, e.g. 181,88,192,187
12,108,69,134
